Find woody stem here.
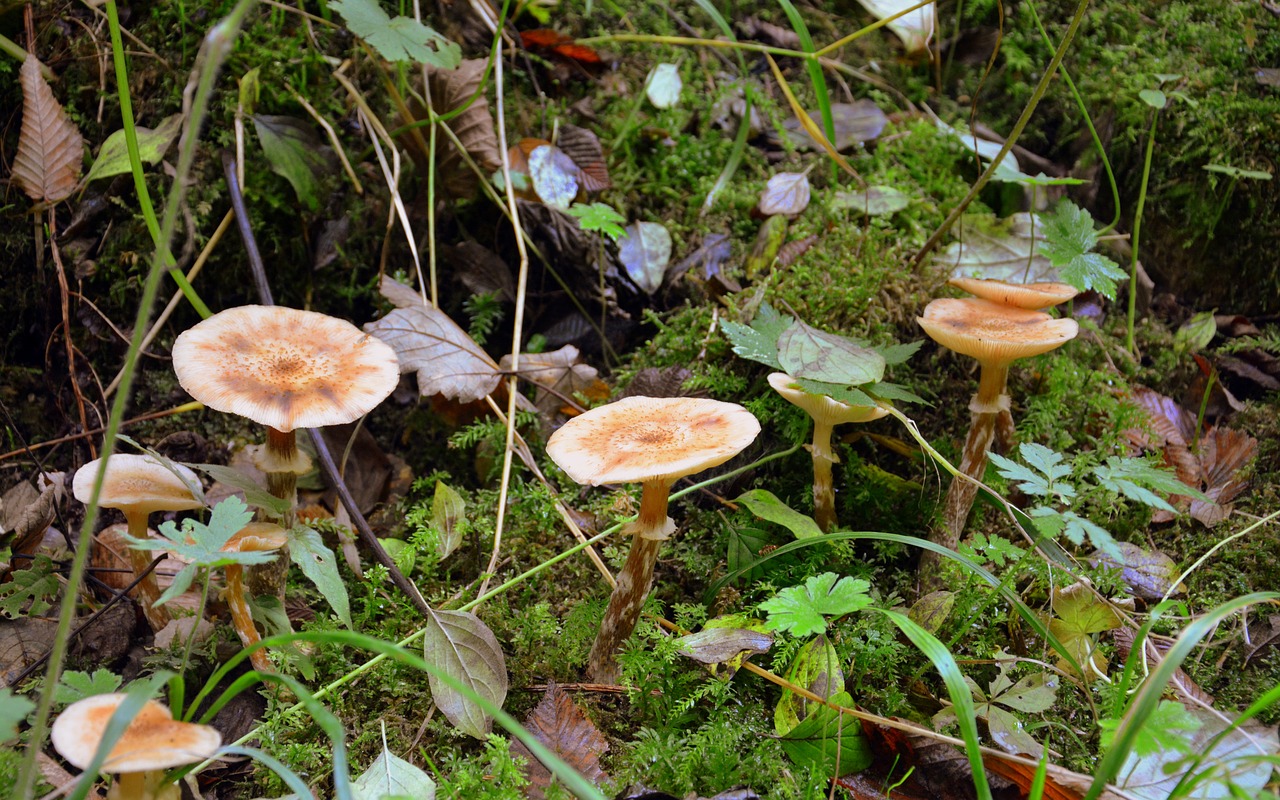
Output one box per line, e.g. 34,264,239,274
588,478,673,683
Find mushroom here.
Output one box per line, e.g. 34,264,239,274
220,522,288,673
72,455,203,631
51,693,221,800
917,297,1077,580
947,277,1079,310
767,372,889,532
171,305,399,598
547,397,759,682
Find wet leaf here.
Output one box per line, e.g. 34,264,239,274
831,185,910,216
777,319,886,386
431,480,466,560
1090,542,1182,600
366,276,502,402
422,609,508,739
353,740,436,800
779,691,872,776
85,114,181,184
13,55,84,204
736,489,823,540
677,626,773,665
758,171,811,216
330,0,460,67
852,0,935,53
617,221,672,294
252,115,333,212
645,63,682,108
510,682,609,799
778,100,887,151
289,526,352,629
428,59,501,197
529,144,579,210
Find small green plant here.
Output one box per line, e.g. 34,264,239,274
566,201,626,241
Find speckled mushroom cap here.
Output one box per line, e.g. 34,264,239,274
172,306,400,433
767,373,890,426
547,396,760,486
223,522,288,553
948,277,1079,310
51,693,221,773
918,298,1078,365
72,455,202,516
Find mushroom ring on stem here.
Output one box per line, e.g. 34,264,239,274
916,297,1077,581
172,305,399,598
72,455,203,632
768,372,889,532
51,693,221,800
547,396,760,683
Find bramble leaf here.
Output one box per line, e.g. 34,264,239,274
1040,201,1125,299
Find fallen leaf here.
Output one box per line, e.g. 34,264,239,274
447,241,515,302
0,617,57,684
499,344,599,416
617,221,672,294
366,276,502,402
774,234,819,270
1048,580,1120,679
510,682,610,799
936,212,1061,284
321,423,393,515
1089,542,1182,600
13,55,84,204
779,691,872,777
1189,426,1257,527
677,626,773,665
519,29,604,68
529,144,580,210
422,609,508,739
832,185,911,216
330,0,460,67
852,0,935,53
353,739,436,800
84,114,182,184
758,171,811,216
427,59,501,197
1113,710,1277,800
907,591,955,635
1112,627,1213,707
645,63,682,109
556,124,611,192
0,472,63,554
777,101,887,151
665,233,732,288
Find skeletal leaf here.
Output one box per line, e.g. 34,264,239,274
422,609,508,738
758,171,811,216
13,56,84,204
645,63,682,108
84,115,182,184
617,221,672,294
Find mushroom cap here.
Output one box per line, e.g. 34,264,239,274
172,306,400,433
918,297,1078,365
51,693,221,773
948,277,1079,310
767,373,890,426
547,396,760,486
72,455,202,516
223,522,288,553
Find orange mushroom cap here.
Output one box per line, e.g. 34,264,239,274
51,693,221,773
767,372,889,427
222,522,288,554
948,277,1079,310
172,306,400,433
547,397,760,486
917,297,1078,366
71,455,202,517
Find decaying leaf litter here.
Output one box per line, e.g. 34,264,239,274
2,0,1279,798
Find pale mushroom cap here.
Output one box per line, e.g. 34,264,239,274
172,306,400,433
948,277,1079,310
547,396,760,486
767,373,889,426
918,297,1078,365
72,455,202,516
223,522,288,553
51,693,221,773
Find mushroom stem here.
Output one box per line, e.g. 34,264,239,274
973,362,1010,414
108,770,176,800
225,564,274,673
810,420,838,533
250,427,298,600
122,510,170,631
588,478,674,683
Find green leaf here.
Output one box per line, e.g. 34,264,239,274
289,526,353,629
192,463,289,515
0,554,59,618
252,115,332,212
431,480,466,561
793,379,876,408
736,489,823,540
84,114,182,183
353,740,437,800
726,526,771,584
1175,311,1218,353
775,636,843,734
133,497,269,607
1049,581,1121,677
54,669,122,705
329,0,461,67
1099,700,1201,756
644,63,682,109
566,202,626,241
1092,456,1208,510
990,672,1058,714
721,303,789,370
0,689,35,744
423,609,508,739
760,572,872,637
1203,163,1272,181
830,185,910,216
988,442,1075,501
1040,200,1126,299
777,320,886,386
778,691,872,777
1138,88,1167,109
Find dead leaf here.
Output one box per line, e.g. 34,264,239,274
1089,542,1182,600
499,345,599,417
1125,387,1198,488
13,55,84,204
427,58,501,197
0,617,57,683
510,682,610,799
984,756,1126,800
775,101,888,152
320,423,393,515
529,144,580,209
1188,426,1257,527
366,276,502,402
618,367,700,400
617,221,672,294
758,171,811,216
1112,627,1214,707
0,472,63,553
774,234,819,270
665,233,732,289
556,124,611,192
676,627,773,664
446,241,515,302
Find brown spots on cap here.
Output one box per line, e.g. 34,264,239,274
918,297,1078,366
51,694,222,773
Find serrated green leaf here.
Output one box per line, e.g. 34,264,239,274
722,303,789,370
1092,456,1208,510
0,689,35,744
989,451,1054,497
1040,201,1126,299
55,669,123,706
760,572,872,637
736,489,823,540
85,115,182,184
329,0,461,67
566,202,626,241
794,379,876,408
778,690,872,776
777,320,885,386
423,609,508,739
0,555,59,618
289,526,352,629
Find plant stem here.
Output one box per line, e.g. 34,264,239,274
811,420,837,533
1126,108,1160,353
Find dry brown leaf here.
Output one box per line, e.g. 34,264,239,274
1189,426,1257,527
428,59,501,197
510,682,610,799
1112,627,1214,706
1125,387,1199,487
557,124,611,192
13,56,84,204
499,345,599,417
1,617,57,683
